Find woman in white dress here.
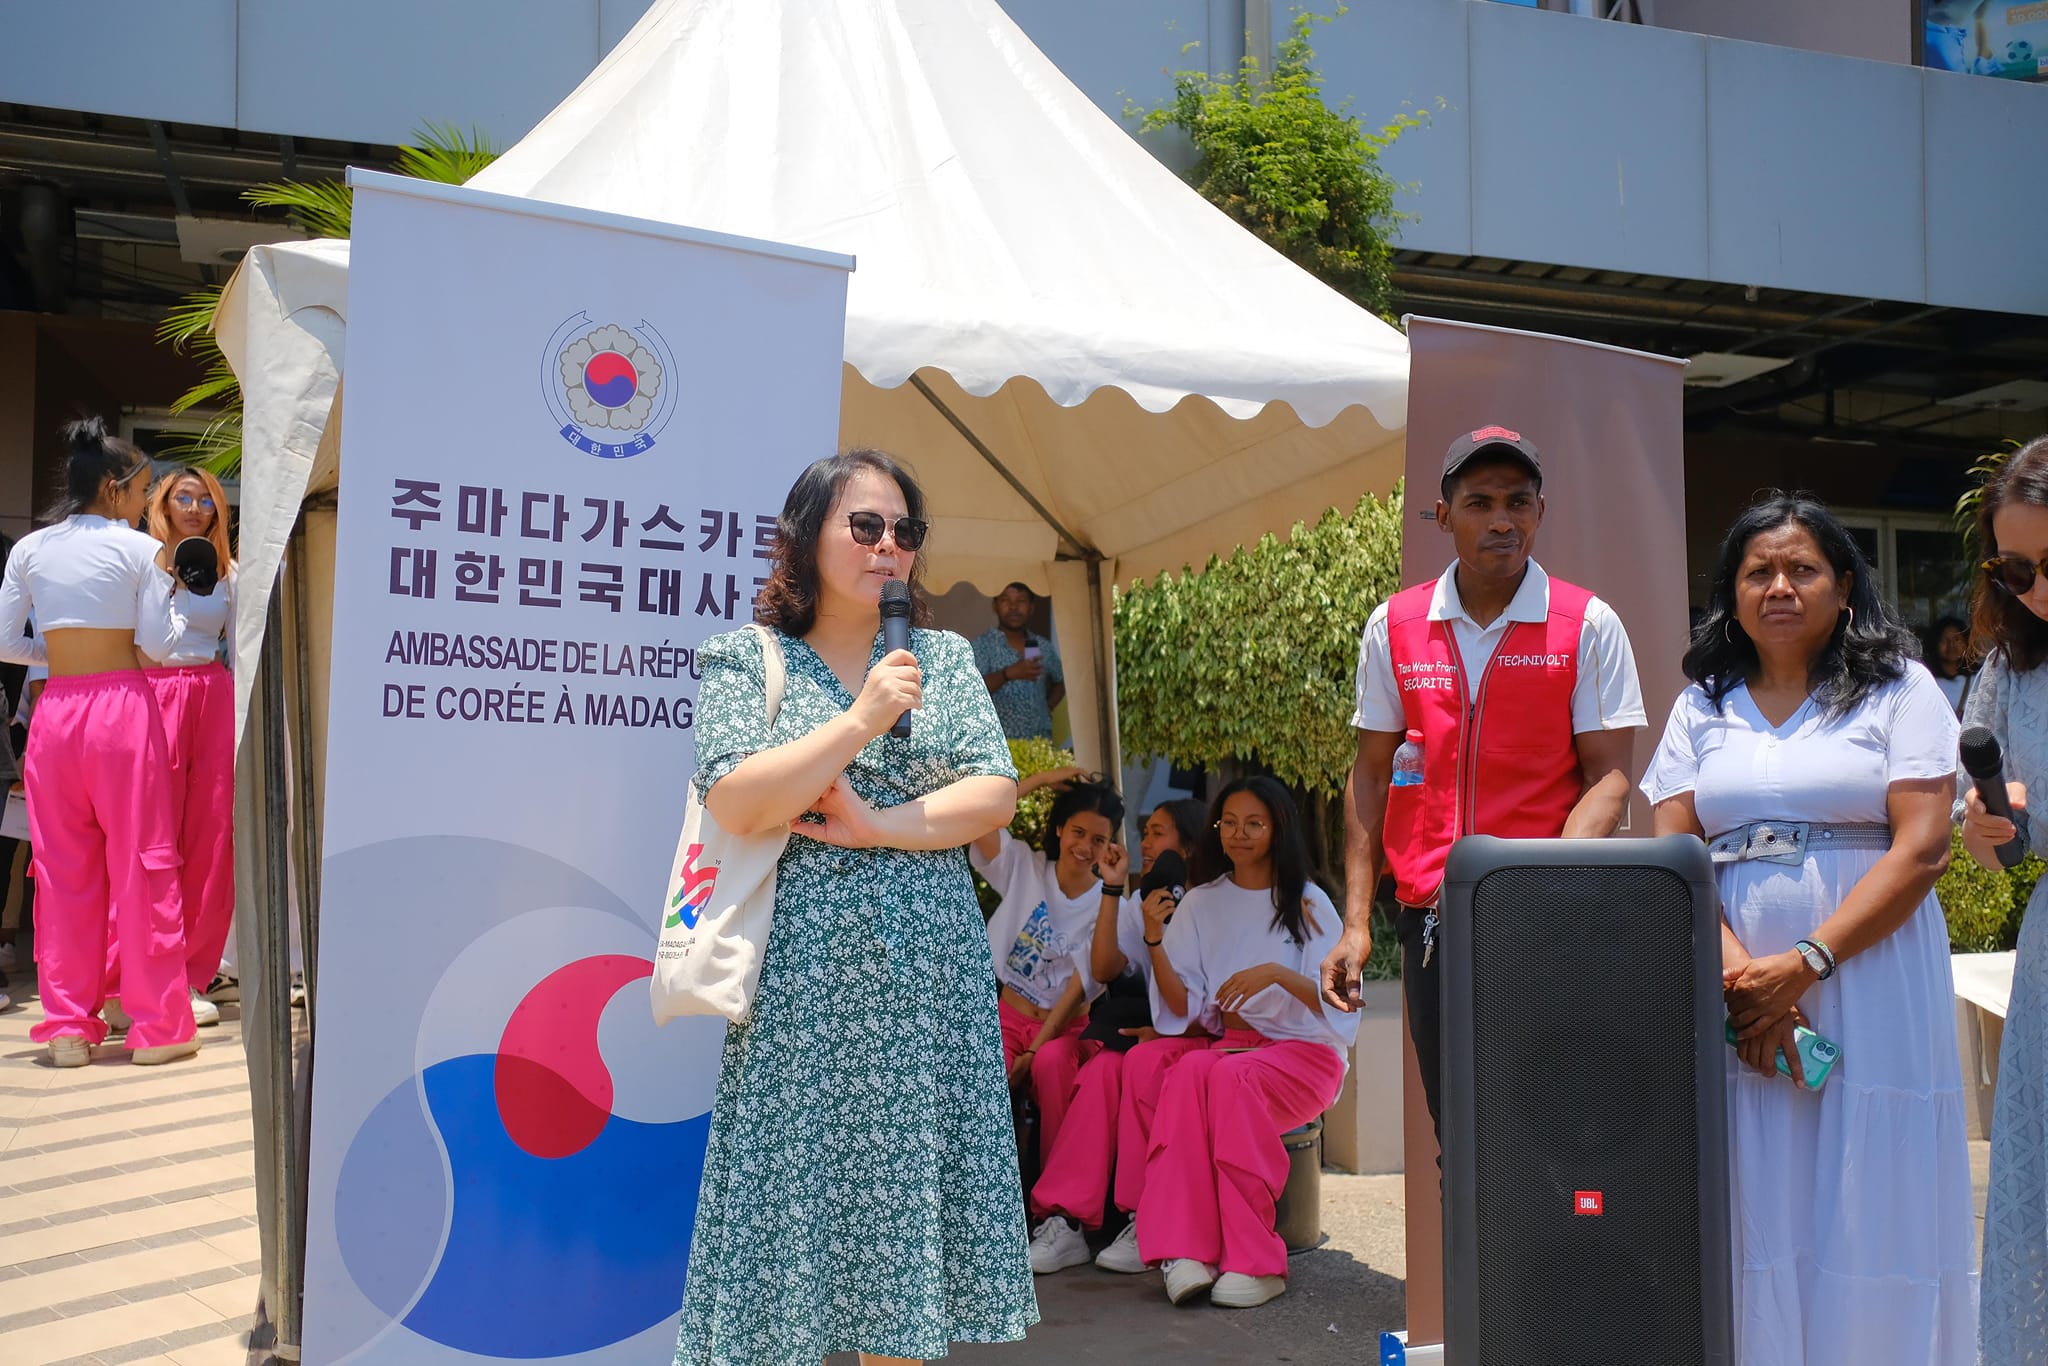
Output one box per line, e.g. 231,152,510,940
1961,435,2048,1365
1643,492,1977,1366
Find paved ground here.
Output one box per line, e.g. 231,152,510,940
0,946,1999,1366
0,964,261,1366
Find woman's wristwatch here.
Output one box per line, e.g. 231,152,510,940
1794,938,1838,981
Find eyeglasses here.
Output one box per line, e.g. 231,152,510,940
1983,553,2048,598
847,512,928,551
171,494,216,512
1214,819,1270,837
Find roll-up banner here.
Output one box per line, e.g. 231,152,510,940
302,171,852,1364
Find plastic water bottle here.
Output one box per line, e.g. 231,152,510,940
1391,729,1425,788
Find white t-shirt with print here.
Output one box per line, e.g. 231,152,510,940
972,829,1100,1009
1151,876,1359,1059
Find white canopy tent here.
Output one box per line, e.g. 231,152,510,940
217,2,1410,1350
219,0,1409,778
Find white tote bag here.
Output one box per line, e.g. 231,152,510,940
651,624,791,1025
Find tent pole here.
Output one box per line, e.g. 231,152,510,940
1085,552,1117,789
906,373,1085,555
259,584,305,1360
287,518,321,1020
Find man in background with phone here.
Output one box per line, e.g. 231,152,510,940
1318,426,1647,1147
974,581,1066,741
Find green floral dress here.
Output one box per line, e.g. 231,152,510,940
675,625,1037,1365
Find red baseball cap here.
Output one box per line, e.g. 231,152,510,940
1442,425,1542,485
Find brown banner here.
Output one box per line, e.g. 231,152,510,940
1396,317,1690,1345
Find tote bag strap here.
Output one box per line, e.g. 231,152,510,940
747,622,787,730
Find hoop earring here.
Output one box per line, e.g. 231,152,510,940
1844,606,1855,631
1723,620,1737,645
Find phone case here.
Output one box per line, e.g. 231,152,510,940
1724,1021,1840,1089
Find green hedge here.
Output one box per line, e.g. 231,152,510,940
1938,826,2046,953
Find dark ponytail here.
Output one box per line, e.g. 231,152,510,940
47,417,150,523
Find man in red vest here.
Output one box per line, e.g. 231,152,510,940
1319,426,1646,1141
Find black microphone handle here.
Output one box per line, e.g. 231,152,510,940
882,614,913,739
1972,772,2033,870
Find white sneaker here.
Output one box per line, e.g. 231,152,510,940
0,941,16,969
202,972,240,1004
131,1038,201,1066
189,989,220,1027
1094,1219,1146,1274
290,974,307,1008
1163,1258,1218,1306
1210,1271,1287,1308
47,1036,90,1068
103,998,132,1033
0,990,11,1013
1027,1217,1092,1275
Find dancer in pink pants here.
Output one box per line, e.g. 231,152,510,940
113,469,235,1016
970,778,1123,1164
0,418,197,1067
1136,777,1356,1310
1027,798,1206,1276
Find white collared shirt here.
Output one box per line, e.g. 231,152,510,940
1350,559,1646,735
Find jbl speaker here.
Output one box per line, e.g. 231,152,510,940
1441,835,1732,1366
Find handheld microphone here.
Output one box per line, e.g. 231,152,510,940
1138,848,1187,905
172,537,219,595
1961,725,2032,870
879,579,914,739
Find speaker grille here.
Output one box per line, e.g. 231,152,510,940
1469,864,1704,1364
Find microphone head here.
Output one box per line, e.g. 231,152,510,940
172,537,219,593
173,536,217,573
1960,725,2004,780
1139,848,1188,898
878,578,912,617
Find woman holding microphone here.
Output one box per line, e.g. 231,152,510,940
0,418,195,1067
673,449,1035,1366
1959,436,2048,1365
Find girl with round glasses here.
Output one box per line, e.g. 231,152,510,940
0,419,197,1067
1961,434,2048,1365
130,468,236,1021
1121,776,1355,1310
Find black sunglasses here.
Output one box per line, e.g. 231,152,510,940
1983,553,2048,598
847,511,928,552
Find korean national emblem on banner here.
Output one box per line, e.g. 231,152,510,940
542,313,679,459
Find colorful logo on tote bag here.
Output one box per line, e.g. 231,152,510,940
540,313,679,459
666,845,719,930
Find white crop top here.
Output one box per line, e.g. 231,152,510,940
150,568,233,667
0,516,187,666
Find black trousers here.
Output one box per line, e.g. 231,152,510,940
1397,903,1443,1149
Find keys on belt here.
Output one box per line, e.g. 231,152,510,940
1421,910,1439,969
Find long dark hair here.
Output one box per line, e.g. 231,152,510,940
1970,436,2048,674
1923,614,1972,679
47,417,150,523
1190,775,1315,945
1041,779,1125,861
1682,491,1916,717
754,448,932,635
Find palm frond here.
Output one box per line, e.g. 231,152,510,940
167,356,242,417
244,178,355,239
157,286,226,353
395,122,500,185
161,409,243,482
1955,441,2020,531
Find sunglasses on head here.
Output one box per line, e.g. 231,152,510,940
846,511,928,552
1982,553,2048,597
171,494,216,512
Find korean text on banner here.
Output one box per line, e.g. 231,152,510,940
300,171,851,1365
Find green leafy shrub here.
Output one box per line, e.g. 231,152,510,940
1938,827,2047,953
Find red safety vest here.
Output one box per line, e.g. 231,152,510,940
1381,574,1591,907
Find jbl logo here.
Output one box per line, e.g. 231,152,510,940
1574,1191,1604,1216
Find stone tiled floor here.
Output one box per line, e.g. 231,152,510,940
0,958,261,1366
